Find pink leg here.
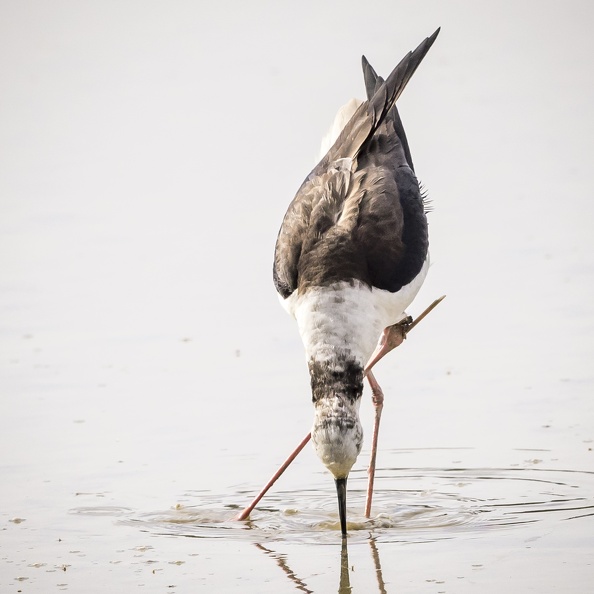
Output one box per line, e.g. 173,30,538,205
362,297,446,518
363,318,409,518
364,370,384,518
233,432,311,520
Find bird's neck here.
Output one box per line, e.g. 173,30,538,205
308,356,364,405
293,283,375,479
308,353,364,480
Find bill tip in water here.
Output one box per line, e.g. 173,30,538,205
335,477,348,536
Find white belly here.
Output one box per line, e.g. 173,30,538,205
282,256,429,366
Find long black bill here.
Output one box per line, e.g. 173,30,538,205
335,477,348,537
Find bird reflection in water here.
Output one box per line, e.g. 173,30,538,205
369,539,388,594
339,540,352,594
255,538,389,593
255,543,313,594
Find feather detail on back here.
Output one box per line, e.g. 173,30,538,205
273,29,438,301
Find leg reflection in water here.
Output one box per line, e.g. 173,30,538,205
255,537,389,593
339,539,388,594
254,542,313,594
369,538,388,594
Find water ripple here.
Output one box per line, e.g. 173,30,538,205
98,465,594,544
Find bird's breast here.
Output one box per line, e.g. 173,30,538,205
286,259,428,367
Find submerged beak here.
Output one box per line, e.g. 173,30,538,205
335,477,348,537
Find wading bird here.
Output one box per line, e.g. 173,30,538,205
236,30,440,536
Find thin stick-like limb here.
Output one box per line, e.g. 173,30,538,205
407,294,446,332
364,370,383,518
363,294,446,518
234,432,311,520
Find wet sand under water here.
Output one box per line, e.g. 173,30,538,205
2,1,594,592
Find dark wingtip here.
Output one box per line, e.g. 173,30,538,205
416,27,441,60
427,27,441,46
425,28,441,53
361,55,383,100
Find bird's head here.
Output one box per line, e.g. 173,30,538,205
311,405,363,479
307,355,365,536
311,399,363,537
308,357,364,476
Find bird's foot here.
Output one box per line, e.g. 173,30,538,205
386,315,413,347
364,316,412,375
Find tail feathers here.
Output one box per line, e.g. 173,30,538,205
361,56,383,99
361,55,416,172
319,28,439,171
371,28,439,127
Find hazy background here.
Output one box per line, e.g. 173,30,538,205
1,1,593,592
2,0,592,460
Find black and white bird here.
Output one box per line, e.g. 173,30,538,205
271,30,439,536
